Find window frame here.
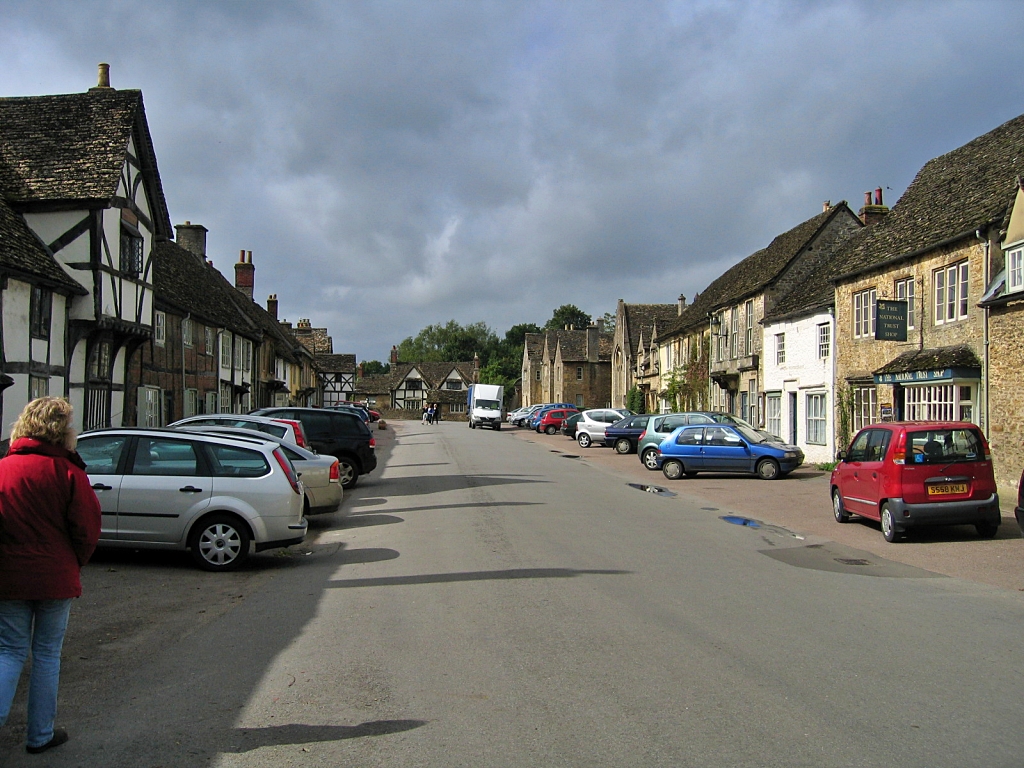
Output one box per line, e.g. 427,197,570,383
154,311,166,346
1008,247,1024,293
894,276,916,329
119,226,144,277
853,288,877,339
775,333,785,365
29,285,52,340
744,300,754,356
817,323,830,359
934,261,969,324
806,392,827,445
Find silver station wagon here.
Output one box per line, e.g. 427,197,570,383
77,428,308,571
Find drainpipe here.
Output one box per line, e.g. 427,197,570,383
976,228,990,438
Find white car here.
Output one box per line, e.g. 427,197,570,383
174,426,344,517
169,414,310,450
77,428,308,571
575,408,633,448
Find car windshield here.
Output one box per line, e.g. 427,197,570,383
734,425,767,444
907,428,984,463
476,400,501,410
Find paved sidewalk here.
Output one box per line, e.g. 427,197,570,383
510,426,1024,593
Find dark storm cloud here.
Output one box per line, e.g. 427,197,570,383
2,1,1023,359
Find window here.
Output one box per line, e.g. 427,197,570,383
184,388,199,418
119,228,143,277
406,379,422,390
903,384,974,422
853,288,877,338
77,434,126,474
233,340,240,369
204,327,214,355
730,308,738,358
576,394,584,408
242,339,251,372
775,333,785,365
30,375,48,400
137,386,162,427
806,393,826,445
934,261,968,324
206,444,269,478
1009,247,1024,292
576,366,583,381
817,323,830,359
154,311,165,345
715,312,727,363
894,277,916,329
852,386,877,432
205,391,217,415
181,317,193,347
446,379,461,390
219,382,232,413
766,394,781,438
536,370,542,381
744,300,754,355
220,334,231,369
450,402,466,413
89,341,112,380
131,437,198,476
30,286,51,340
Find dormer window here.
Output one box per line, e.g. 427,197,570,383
1008,247,1023,293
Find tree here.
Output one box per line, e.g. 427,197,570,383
600,311,616,334
545,304,592,331
396,320,499,363
627,386,646,414
360,360,390,376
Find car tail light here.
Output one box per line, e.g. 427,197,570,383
273,448,302,494
328,460,340,484
892,431,906,465
979,432,993,461
639,430,647,441
274,419,307,448
369,436,376,448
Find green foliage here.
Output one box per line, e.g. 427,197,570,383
663,334,709,411
599,312,616,334
626,386,646,414
396,320,499,363
545,304,592,331
504,323,542,346
360,360,390,376
817,461,838,472
835,382,854,451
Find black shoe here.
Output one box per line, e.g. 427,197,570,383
26,728,68,754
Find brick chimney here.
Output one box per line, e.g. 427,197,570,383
175,221,208,261
266,294,278,320
390,345,399,365
235,250,255,299
358,362,365,378
859,188,889,226
677,294,687,315
587,324,599,363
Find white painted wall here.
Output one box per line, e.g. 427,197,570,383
762,311,836,464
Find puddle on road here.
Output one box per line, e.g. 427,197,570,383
561,454,581,459
627,483,677,497
721,515,760,528
701,507,719,511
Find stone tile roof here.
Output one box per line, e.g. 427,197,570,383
0,89,172,238
659,205,852,340
392,362,475,387
873,344,981,376
316,353,356,372
0,197,84,294
154,241,259,337
555,329,613,362
352,374,393,396
524,333,545,362
836,112,1024,281
623,304,679,352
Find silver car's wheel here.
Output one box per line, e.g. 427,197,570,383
881,503,899,543
833,489,850,523
642,448,659,470
615,438,631,454
578,433,592,448
545,425,557,435
189,514,251,571
338,458,359,490
662,460,684,480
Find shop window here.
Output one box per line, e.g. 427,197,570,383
852,386,876,432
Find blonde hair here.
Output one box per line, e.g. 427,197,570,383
11,397,77,450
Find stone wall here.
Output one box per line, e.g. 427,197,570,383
986,299,1024,495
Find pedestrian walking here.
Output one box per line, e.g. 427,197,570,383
421,405,429,424
0,397,101,754
427,403,436,425
433,403,442,423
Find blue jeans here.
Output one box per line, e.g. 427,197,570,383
0,599,72,748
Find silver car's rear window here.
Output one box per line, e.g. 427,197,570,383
207,444,271,477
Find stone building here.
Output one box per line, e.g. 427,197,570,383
520,333,546,407
831,112,1024,465
538,325,613,409
611,300,681,410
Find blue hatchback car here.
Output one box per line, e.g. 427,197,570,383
655,423,804,480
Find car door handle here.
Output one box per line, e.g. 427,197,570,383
91,483,112,491
179,486,204,493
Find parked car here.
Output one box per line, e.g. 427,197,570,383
603,414,653,453
327,404,371,424
561,411,584,439
575,408,633,448
77,428,307,571
528,404,577,431
535,408,580,435
169,414,309,449
512,405,545,427
656,423,804,480
174,426,344,517
831,422,1000,542
1015,468,1024,536
637,411,783,470
251,407,377,489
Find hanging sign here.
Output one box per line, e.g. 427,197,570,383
875,300,908,341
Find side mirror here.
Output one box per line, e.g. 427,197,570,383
836,450,847,462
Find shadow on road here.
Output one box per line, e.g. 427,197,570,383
227,719,428,752
328,567,632,589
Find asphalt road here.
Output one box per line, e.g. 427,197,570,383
2,420,1023,767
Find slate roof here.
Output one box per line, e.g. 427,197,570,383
835,112,1024,281
524,333,545,363
623,304,679,353
352,374,393,396
873,344,981,376
0,197,84,294
153,241,259,337
0,88,172,238
658,205,848,340
392,362,475,387
555,329,613,362
316,353,356,372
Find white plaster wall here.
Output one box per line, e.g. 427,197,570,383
763,311,835,464
23,212,93,317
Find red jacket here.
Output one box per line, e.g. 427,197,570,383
0,437,102,599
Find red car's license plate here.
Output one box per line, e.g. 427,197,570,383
927,483,968,496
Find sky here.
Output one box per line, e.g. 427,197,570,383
3,0,1024,362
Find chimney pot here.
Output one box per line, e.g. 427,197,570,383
874,187,883,206
864,191,872,206
823,200,831,212
678,294,687,315
235,251,255,299
90,63,112,91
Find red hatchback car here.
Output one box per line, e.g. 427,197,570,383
536,408,580,435
830,422,1000,542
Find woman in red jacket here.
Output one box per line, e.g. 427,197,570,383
0,397,100,754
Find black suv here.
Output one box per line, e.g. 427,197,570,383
251,407,377,489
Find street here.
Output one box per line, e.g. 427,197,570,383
2,420,1023,767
